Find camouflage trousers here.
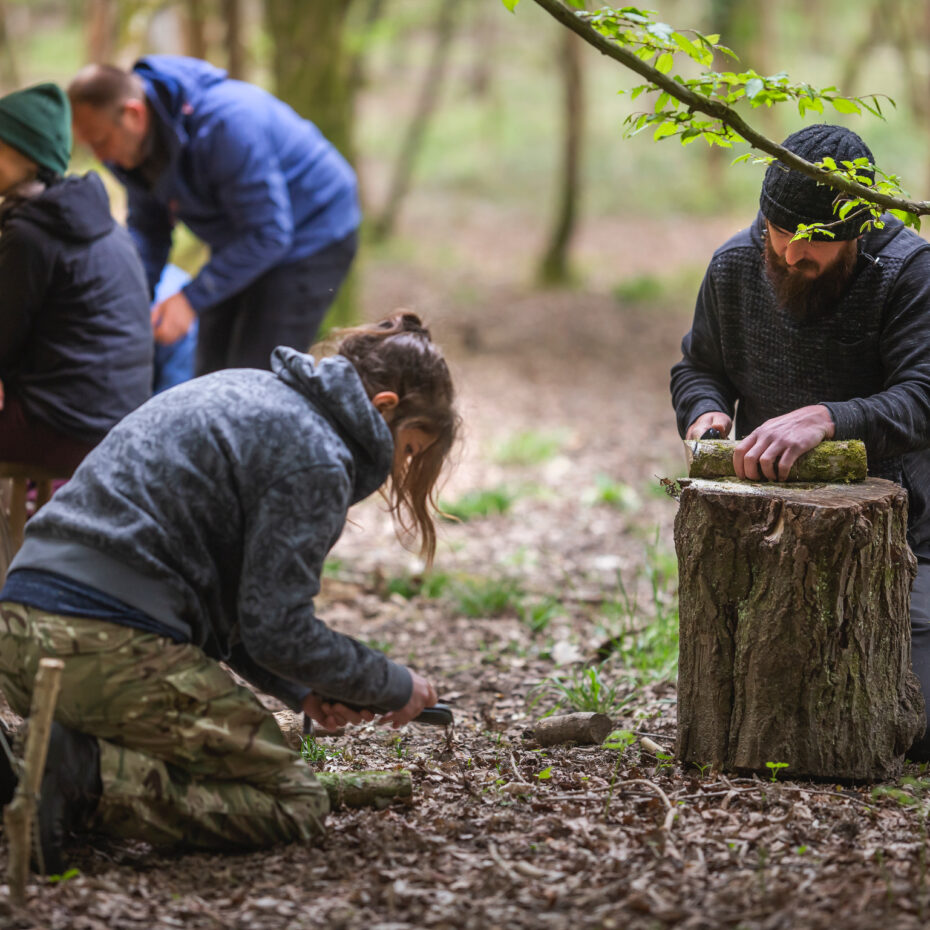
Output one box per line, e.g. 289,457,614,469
0,601,329,851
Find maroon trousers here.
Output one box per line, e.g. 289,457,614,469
0,394,96,473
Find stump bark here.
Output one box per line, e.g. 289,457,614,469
675,477,925,781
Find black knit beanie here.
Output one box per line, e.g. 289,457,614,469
759,124,875,241
0,83,71,177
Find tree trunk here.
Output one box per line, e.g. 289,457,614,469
223,0,245,79
537,27,584,285
267,0,358,328
0,1,20,88
85,0,117,64
675,477,925,781
184,0,209,60
371,0,457,241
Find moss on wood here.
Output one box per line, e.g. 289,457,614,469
685,439,867,482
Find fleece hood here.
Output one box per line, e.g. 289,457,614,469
271,347,394,504
5,172,115,243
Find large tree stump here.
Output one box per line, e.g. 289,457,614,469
675,477,925,781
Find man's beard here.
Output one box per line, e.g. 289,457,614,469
764,235,858,322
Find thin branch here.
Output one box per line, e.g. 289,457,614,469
530,0,930,216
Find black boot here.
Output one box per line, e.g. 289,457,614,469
37,723,101,875
0,720,19,807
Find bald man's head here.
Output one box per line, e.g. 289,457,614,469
68,65,149,168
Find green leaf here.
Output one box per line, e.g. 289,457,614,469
830,97,861,114
672,32,701,61
655,52,674,74
537,766,553,779
744,77,764,100
501,0,520,10
653,121,678,140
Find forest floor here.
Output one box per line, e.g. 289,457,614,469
3,203,930,929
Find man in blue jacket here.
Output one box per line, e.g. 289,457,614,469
67,57,360,375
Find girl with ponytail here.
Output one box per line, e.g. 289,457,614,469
0,312,458,869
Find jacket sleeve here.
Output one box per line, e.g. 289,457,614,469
670,263,738,437
823,249,930,459
225,643,310,712
0,222,54,372
126,186,174,300
182,117,294,312
236,464,413,712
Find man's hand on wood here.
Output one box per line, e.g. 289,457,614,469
686,411,732,440
734,404,836,481
151,290,196,345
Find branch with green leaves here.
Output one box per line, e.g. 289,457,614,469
504,0,930,235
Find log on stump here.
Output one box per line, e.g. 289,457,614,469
315,770,412,809
675,477,925,781
685,439,867,482
532,712,613,746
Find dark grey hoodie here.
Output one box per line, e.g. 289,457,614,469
0,172,152,443
10,349,412,712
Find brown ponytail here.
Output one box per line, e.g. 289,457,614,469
328,312,458,566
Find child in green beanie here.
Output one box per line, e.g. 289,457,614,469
0,83,152,477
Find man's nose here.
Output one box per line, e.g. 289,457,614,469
783,238,813,267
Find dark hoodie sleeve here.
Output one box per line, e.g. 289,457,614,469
236,463,413,712
823,248,930,458
670,262,739,437
0,221,54,372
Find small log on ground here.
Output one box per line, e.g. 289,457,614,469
6,658,63,901
675,477,925,781
532,712,613,746
685,439,867,482
315,770,412,809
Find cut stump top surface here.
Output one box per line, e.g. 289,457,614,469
679,476,904,511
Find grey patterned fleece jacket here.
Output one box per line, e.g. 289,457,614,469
10,349,412,712
671,212,930,558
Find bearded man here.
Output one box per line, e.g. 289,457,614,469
670,123,930,761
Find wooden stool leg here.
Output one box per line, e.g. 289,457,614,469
8,478,26,552
34,478,53,511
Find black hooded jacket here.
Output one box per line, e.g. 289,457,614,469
0,172,153,443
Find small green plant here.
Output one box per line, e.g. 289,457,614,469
613,273,666,304
654,751,675,773
383,570,451,600
47,868,81,884
766,761,789,782
536,766,553,780
493,429,567,467
872,777,930,817
322,558,346,578
603,729,636,752
534,664,631,715
441,486,520,522
451,576,524,618
522,597,563,634
363,637,392,656
586,474,642,512
392,734,408,759
603,729,636,816
300,736,342,766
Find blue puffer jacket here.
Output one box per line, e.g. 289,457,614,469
10,350,411,713
110,55,361,312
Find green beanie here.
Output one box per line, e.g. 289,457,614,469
0,83,71,176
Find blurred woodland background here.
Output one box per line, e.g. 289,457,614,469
3,0,930,314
